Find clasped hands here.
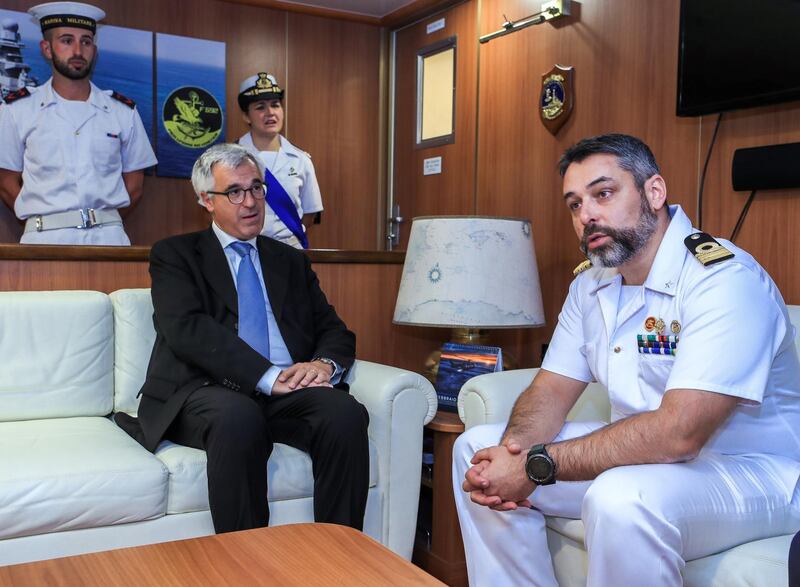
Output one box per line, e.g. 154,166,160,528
272,360,334,395
462,440,537,511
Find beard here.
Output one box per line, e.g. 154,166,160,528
580,196,659,268
51,51,94,81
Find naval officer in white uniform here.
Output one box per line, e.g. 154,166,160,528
454,133,800,586
236,72,322,249
0,2,157,245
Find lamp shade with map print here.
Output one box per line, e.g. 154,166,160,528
394,216,545,329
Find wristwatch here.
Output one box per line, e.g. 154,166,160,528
525,444,557,485
312,356,337,376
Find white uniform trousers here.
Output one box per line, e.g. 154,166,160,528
453,422,800,587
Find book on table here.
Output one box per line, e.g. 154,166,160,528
435,342,502,412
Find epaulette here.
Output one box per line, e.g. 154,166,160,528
2,88,31,104
111,90,135,109
684,232,734,266
573,259,592,276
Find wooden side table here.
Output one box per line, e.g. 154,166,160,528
412,411,468,586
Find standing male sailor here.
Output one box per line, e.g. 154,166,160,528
0,2,157,245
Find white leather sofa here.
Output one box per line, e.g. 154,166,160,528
457,305,800,587
0,289,437,567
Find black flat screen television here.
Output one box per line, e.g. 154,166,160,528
677,0,800,117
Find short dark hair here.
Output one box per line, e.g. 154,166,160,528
558,134,660,191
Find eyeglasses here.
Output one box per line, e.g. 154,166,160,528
206,183,266,205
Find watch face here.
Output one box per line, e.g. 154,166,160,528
526,454,555,484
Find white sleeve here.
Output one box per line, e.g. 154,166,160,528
299,155,323,214
541,277,594,383
120,107,157,173
0,105,24,172
666,262,786,403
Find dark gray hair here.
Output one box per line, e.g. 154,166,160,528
190,143,264,204
558,134,660,191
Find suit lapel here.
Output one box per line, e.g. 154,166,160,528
198,227,239,316
257,237,289,322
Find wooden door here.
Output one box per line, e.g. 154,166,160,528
390,0,478,250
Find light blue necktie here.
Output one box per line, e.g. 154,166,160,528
229,241,270,358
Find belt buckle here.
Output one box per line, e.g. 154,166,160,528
35,215,43,232
78,208,98,229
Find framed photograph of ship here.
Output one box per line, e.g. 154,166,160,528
0,11,155,147
155,33,226,178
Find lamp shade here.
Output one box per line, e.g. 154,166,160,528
393,216,545,328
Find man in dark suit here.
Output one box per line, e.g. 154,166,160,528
119,143,369,534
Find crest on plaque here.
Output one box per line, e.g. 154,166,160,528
539,65,574,135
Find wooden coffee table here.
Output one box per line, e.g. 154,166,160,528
0,523,444,586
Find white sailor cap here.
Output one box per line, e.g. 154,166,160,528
237,72,284,111
29,2,106,34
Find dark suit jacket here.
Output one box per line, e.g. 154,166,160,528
136,227,356,452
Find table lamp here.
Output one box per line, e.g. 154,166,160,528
393,216,545,382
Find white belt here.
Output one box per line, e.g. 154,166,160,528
23,209,123,233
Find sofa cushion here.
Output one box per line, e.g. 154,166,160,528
155,439,379,514
0,417,167,540
682,533,792,587
109,289,155,415
546,516,792,585
0,291,114,421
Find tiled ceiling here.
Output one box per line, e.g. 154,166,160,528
277,0,416,18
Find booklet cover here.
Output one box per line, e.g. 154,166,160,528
435,342,503,412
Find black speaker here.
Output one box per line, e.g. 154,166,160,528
731,142,800,191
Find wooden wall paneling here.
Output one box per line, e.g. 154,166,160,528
392,0,479,248
221,4,288,144
0,260,151,292
698,102,800,305
312,263,442,371
287,13,382,251
475,0,699,368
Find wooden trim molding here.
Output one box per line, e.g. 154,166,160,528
381,0,464,28
216,0,382,24
216,0,463,28
0,245,404,265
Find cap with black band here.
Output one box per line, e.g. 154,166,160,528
28,2,106,34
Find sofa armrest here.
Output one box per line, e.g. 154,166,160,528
458,368,538,429
458,369,612,430
346,359,437,560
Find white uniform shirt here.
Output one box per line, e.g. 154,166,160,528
0,78,157,240
238,132,323,248
543,205,800,471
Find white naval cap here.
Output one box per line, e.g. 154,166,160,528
237,72,284,111
28,2,106,34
